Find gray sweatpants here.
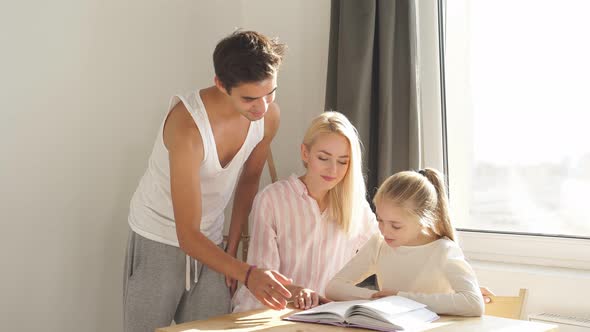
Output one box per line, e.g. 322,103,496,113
123,231,231,332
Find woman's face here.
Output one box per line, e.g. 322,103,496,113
301,132,350,192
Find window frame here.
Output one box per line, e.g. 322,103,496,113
417,0,590,271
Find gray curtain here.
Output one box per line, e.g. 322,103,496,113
325,0,421,197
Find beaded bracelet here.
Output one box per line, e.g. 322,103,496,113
244,265,257,289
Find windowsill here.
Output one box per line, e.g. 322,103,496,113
458,231,590,271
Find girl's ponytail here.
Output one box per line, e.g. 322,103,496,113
421,168,455,241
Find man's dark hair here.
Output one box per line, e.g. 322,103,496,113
213,30,286,94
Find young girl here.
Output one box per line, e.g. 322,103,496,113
325,168,485,316
232,111,379,312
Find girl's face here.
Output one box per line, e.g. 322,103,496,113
301,132,350,192
375,201,427,248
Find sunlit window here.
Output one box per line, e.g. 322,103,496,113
444,0,590,238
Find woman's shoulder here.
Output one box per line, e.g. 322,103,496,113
255,174,301,201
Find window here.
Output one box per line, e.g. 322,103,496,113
427,0,590,268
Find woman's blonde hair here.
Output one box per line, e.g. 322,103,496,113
373,168,456,241
302,111,365,235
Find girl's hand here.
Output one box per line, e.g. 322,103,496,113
480,286,495,304
370,289,398,299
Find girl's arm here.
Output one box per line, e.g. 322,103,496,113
397,244,485,317
325,233,381,300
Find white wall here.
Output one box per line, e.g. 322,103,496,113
240,0,331,184
0,1,330,331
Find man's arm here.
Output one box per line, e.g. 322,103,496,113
225,103,280,258
164,102,290,309
165,102,247,278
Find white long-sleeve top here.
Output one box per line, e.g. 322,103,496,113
232,174,379,312
325,233,484,316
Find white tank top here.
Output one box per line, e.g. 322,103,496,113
128,90,265,247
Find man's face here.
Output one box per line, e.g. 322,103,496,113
224,75,277,121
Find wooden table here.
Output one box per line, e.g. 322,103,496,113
156,307,558,332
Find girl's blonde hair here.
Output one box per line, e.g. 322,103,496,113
302,111,365,235
373,168,455,241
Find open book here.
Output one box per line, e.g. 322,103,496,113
284,296,439,331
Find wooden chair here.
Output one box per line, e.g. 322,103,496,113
485,288,529,320
223,150,278,261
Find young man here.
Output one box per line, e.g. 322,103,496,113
123,31,292,332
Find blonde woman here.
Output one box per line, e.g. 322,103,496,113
232,111,379,312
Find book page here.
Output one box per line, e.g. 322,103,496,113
351,295,426,317
289,300,367,321
286,297,439,331
348,308,439,331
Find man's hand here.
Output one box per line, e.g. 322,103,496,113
225,247,238,297
370,289,399,299
247,268,292,310
226,275,238,297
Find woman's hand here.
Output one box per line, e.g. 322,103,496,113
370,289,398,299
290,286,331,309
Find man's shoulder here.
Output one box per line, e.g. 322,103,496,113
163,101,203,152
266,102,281,119
263,103,281,138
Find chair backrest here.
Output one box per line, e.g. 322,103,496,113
485,288,528,320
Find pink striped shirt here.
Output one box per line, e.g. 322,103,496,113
232,174,379,312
